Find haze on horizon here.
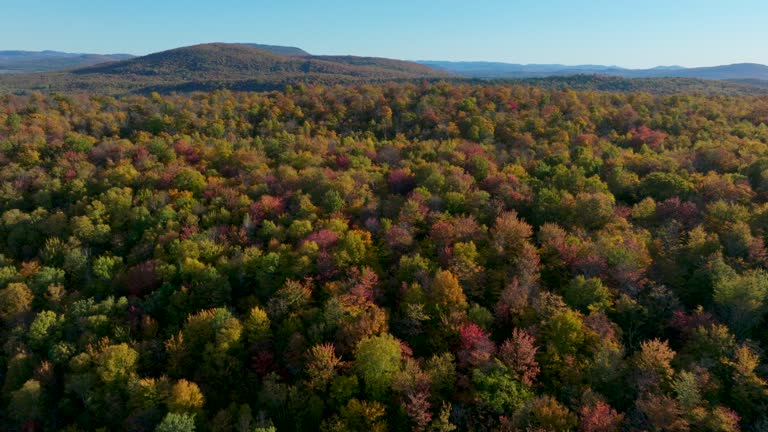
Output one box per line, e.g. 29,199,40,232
2,0,767,69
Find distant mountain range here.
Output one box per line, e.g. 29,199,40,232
2,43,768,95
417,61,768,81
0,43,452,94
0,50,135,73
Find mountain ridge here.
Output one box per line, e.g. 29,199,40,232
240,43,310,56
0,43,453,94
5,44,768,81
71,43,451,79
3,43,768,95
418,60,768,80
0,50,135,73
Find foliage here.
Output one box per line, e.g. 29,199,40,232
354,333,402,399
0,43,451,95
471,362,532,415
156,412,196,432
1,83,768,430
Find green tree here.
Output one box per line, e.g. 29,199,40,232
562,276,613,313
97,343,139,384
672,371,702,410
323,190,345,213
713,268,768,337
243,306,271,344
27,310,60,350
9,380,42,425
429,403,457,432
472,362,532,415
2,353,33,396
156,412,197,432
639,172,694,201
355,333,402,399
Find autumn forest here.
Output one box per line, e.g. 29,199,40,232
2,82,768,431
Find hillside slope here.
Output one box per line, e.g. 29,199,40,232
0,43,452,94
241,43,310,56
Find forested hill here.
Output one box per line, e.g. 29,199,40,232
74,43,446,79
0,43,453,95
499,74,768,96
4,44,768,96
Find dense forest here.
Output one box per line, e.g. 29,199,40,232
497,75,768,97
2,82,768,431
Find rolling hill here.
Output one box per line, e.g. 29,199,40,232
3,43,768,96
72,43,447,79
662,63,768,80
0,50,134,74
417,61,628,78
0,43,452,94
419,60,768,81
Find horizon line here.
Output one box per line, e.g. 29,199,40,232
2,44,766,70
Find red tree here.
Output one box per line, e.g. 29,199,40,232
498,328,540,386
578,401,623,432
457,323,495,368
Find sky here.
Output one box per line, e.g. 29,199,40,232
2,0,767,68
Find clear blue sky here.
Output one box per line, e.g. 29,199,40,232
2,0,767,68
